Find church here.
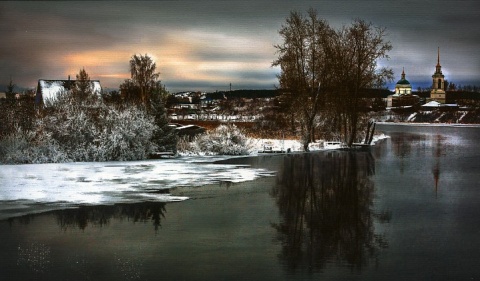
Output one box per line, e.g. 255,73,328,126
386,68,419,108
430,48,447,103
387,48,449,108
395,68,412,95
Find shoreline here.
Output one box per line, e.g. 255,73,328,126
376,121,480,128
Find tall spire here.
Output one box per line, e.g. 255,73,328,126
435,47,442,74
401,67,406,80
437,47,440,67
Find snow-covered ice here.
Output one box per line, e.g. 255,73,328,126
0,156,274,220
0,134,391,220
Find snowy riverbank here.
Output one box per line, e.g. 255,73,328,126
0,156,275,220
178,134,390,157
0,134,389,220
249,134,389,154
376,121,480,128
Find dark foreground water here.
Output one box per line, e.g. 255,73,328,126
1,124,480,280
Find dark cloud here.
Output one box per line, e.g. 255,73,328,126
1,1,479,92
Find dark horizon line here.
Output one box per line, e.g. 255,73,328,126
2,79,480,94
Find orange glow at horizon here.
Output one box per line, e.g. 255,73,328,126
96,73,130,79
57,29,277,89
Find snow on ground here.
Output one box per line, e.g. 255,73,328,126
376,122,480,128
0,134,390,220
0,156,275,220
250,133,389,154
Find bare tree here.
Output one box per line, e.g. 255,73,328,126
274,11,393,148
273,9,331,151
129,54,160,105
119,54,176,152
326,19,393,146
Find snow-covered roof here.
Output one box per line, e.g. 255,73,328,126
422,101,441,107
36,79,102,103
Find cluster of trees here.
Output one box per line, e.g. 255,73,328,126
273,9,393,149
0,54,176,164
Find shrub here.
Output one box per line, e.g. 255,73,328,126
37,94,159,162
188,124,253,155
93,106,158,161
0,127,68,164
0,91,175,164
177,135,196,155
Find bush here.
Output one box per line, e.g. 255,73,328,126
94,106,158,161
37,94,160,162
183,124,253,155
177,135,196,155
0,92,175,164
0,127,68,164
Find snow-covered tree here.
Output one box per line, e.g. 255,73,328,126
34,92,158,162
187,124,253,155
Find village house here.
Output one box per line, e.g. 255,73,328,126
35,77,102,104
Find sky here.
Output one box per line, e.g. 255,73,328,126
1,0,479,93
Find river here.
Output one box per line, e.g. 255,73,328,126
1,124,479,280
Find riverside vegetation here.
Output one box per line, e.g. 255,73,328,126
0,56,176,164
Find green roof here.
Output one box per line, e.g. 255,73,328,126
396,78,411,85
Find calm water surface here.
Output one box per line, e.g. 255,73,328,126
1,124,480,280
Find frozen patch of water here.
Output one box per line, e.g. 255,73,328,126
0,156,274,220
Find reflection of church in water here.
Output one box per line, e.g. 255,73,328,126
387,48,449,107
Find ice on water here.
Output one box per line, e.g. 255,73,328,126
0,156,274,220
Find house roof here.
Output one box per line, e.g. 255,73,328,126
36,79,102,103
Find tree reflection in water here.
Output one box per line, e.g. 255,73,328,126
2,202,166,231
54,202,167,231
271,151,387,273
5,202,168,232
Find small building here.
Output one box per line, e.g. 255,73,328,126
35,78,102,104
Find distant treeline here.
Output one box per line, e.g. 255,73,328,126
206,89,281,100
412,90,480,102
445,91,480,101
357,88,393,98
203,88,480,104
204,88,397,100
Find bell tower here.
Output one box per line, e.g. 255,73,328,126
430,47,446,103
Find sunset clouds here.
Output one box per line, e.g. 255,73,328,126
1,1,479,92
